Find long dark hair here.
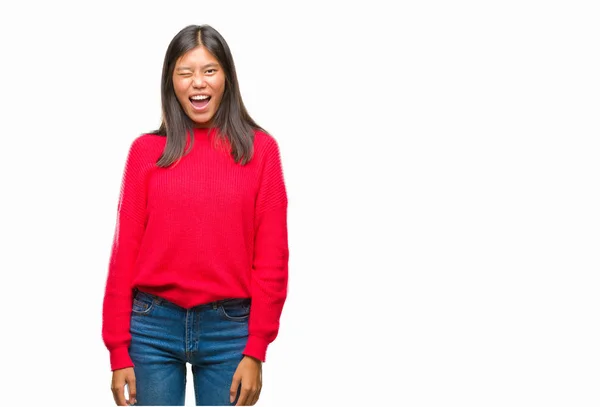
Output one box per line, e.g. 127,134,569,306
151,24,264,167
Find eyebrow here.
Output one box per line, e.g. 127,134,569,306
175,63,219,71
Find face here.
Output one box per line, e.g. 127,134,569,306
172,46,226,127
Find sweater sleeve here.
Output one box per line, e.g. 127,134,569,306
102,137,148,371
243,137,289,362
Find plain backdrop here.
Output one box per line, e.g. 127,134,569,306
0,1,598,406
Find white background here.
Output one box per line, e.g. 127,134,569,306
0,1,598,406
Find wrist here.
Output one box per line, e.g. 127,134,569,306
244,355,262,364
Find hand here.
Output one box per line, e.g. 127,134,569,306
230,356,262,406
111,367,137,406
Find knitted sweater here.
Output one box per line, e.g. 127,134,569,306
102,127,289,371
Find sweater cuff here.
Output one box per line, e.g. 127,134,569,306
243,335,270,362
110,347,134,371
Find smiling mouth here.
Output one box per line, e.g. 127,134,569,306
189,95,211,110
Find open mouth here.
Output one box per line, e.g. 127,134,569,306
189,95,211,110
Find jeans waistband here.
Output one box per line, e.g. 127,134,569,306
133,288,250,310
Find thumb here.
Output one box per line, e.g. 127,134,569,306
127,375,137,405
230,374,241,403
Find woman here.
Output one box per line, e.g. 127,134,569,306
102,24,289,406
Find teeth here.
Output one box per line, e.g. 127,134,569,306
191,95,209,100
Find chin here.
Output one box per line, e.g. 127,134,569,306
188,113,213,126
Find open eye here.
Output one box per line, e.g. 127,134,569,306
206,69,217,75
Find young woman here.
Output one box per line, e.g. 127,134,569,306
102,24,289,406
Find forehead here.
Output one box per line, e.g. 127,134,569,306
175,46,220,68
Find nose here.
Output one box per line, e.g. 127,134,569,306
192,74,206,88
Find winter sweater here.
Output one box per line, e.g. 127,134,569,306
102,127,289,371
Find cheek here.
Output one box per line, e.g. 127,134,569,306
173,79,189,99
213,82,226,101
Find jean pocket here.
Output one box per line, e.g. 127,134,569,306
218,299,251,321
132,291,155,315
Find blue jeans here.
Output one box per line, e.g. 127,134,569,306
129,290,250,406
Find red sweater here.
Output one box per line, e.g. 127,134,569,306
102,127,289,371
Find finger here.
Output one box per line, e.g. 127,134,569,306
127,377,137,405
235,386,251,406
246,388,256,406
230,376,241,404
250,387,261,405
111,384,127,406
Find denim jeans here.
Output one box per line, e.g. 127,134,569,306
129,290,250,406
